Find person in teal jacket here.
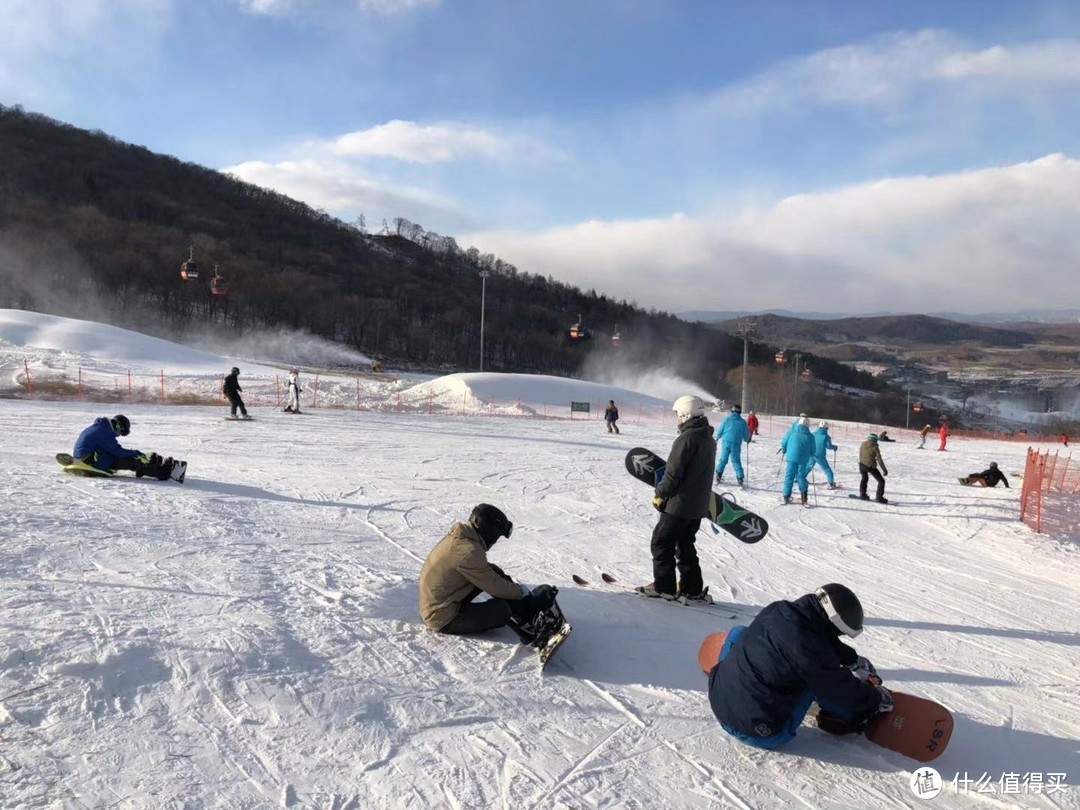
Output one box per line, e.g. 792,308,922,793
805,421,838,488
781,416,815,505
714,405,751,485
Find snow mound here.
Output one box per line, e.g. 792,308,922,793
401,372,671,416
0,309,277,376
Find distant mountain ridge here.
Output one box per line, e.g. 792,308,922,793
681,309,1080,325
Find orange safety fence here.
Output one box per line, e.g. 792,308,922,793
1019,447,1080,533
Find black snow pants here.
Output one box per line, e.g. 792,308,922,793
859,464,885,499
650,512,703,596
226,392,248,417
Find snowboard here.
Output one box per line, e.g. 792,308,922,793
625,448,769,543
958,477,987,487
848,494,897,505
55,453,114,478
55,453,186,483
538,622,572,670
225,415,255,421
696,632,953,762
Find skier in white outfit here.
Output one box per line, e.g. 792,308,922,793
284,369,302,413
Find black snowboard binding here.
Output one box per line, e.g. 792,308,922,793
508,597,566,649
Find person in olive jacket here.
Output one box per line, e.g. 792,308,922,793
419,504,557,644
637,395,716,602
858,434,889,503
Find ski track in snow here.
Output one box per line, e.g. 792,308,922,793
0,400,1077,808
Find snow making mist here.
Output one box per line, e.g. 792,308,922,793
579,351,720,405
191,327,372,370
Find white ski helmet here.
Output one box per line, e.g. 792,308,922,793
798,416,810,427
818,420,829,430
672,395,705,424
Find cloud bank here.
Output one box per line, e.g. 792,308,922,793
463,154,1080,315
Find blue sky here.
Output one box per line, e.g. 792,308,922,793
5,0,1080,314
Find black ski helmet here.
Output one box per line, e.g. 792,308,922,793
989,461,998,469
110,414,131,436
469,503,513,548
816,583,864,638
231,366,240,376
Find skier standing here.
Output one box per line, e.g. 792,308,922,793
917,424,932,449
806,421,839,489
71,415,180,480
938,422,949,451
706,583,893,750
746,411,760,438
960,462,1009,488
781,416,814,505
419,504,560,645
714,404,751,485
637,395,716,603
223,367,249,419
604,400,620,434
1063,433,1070,448
858,434,889,503
284,369,302,414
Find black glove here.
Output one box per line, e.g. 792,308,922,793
882,469,889,477
531,584,558,611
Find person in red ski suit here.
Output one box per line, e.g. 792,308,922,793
938,423,949,451
746,411,760,439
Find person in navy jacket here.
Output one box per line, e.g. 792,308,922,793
72,414,175,480
707,584,893,750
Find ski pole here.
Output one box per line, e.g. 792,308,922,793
810,465,818,506
745,439,750,484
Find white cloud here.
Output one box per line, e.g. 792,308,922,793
332,120,506,163
938,41,1080,80
223,158,467,226
700,31,1080,116
461,155,1080,315
235,0,295,15
326,119,567,166
358,0,440,14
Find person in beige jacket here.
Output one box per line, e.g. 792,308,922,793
857,434,889,504
419,504,558,643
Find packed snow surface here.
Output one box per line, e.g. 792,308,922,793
0,313,1078,808
3,404,1078,808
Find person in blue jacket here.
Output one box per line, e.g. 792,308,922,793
780,415,814,505
714,404,751,485
805,421,839,489
707,583,893,750
72,415,175,480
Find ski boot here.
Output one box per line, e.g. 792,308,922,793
714,473,723,485
678,585,714,605
635,583,677,601
801,492,808,506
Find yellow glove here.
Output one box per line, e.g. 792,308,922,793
652,496,667,512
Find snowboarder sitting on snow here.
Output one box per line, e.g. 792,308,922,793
419,504,560,647
878,429,895,442
706,583,893,750
960,462,1009,488
637,395,716,603
283,369,302,413
72,414,177,480
604,400,620,434
714,404,751,486
858,434,889,503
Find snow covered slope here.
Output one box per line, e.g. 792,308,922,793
1,396,1077,808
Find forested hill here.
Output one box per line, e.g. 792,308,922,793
0,103,875,396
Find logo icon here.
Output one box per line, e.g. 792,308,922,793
910,767,943,799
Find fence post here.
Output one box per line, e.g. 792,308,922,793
160,370,166,405
128,369,133,404
23,360,33,399
313,374,320,409
77,367,83,402
356,377,361,411
429,390,434,415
